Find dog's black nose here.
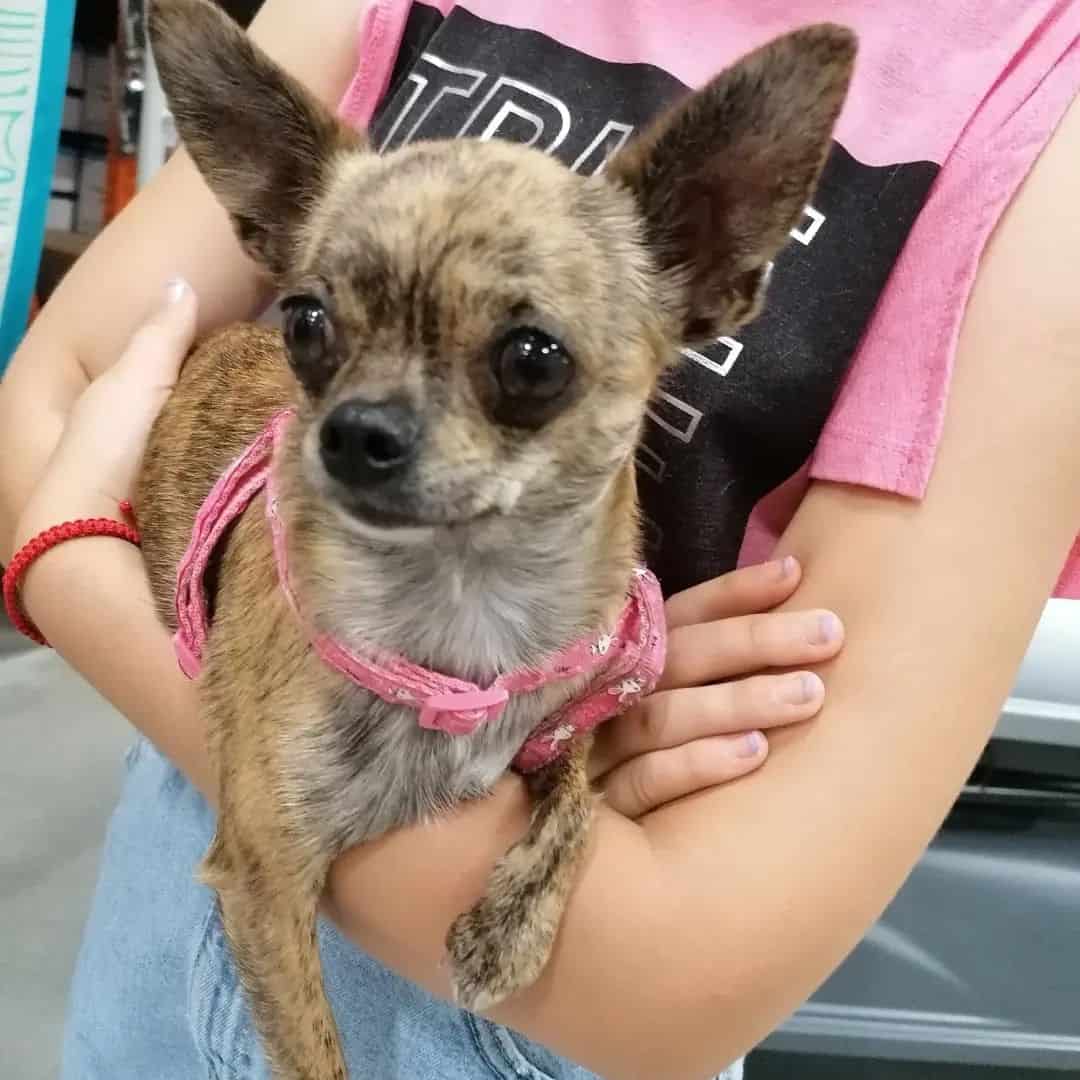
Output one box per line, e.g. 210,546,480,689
319,399,421,487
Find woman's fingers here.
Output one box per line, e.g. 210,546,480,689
50,278,200,509
658,608,843,691
589,672,824,780
115,277,198,390
597,733,769,819
664,556,802,630
586,562,840,814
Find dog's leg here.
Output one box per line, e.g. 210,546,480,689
447,738,594,1011
202,831,343,1080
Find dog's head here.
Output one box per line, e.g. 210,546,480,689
150,0,854,540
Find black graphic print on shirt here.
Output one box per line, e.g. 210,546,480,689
368,4,939,595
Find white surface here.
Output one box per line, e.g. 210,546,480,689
0,641,134,1080
998,599,1080,746
137,47,173,190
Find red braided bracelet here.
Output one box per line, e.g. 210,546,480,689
2,500,140,647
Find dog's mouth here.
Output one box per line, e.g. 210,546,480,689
304,436,523,534
337,497,502,534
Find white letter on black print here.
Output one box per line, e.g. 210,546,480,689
680,337,744,379
378,53,487,151
571,120,635,175
459,77,572,154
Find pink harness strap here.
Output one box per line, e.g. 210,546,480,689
173,411,666,772
172,415,286,680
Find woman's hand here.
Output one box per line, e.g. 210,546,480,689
590,557,844,818
13,279,197,550
6,277,216,796
330,559,844,996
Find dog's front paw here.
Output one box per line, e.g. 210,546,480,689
446,889,553,1013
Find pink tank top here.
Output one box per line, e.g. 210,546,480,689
334,0,1080,599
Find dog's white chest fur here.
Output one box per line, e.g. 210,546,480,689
289,519,601,850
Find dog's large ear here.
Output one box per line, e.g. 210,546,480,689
605,24,856,343
148,0,363,276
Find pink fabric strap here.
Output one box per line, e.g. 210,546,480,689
173,412,667,770
512,564,666,772
172,414,289,678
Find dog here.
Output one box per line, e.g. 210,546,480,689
135,2,854,1076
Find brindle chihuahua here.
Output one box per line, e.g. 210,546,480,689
137,1,854,1076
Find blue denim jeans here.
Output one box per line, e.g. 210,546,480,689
62,736,744,1079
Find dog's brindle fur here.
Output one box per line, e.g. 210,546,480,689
138,2,854,1076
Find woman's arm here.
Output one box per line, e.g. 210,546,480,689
0,0,365,560
327,85,1080,1080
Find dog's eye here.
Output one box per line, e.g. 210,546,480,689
282,297,335,392
283,297,331,358
493,328,574,404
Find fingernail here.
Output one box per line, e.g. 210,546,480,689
737,731,765,758
165,277,190,304
777,555,799,580
812,612,841,645
783,672,823,705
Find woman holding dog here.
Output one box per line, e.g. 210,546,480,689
2,2,1079,1078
